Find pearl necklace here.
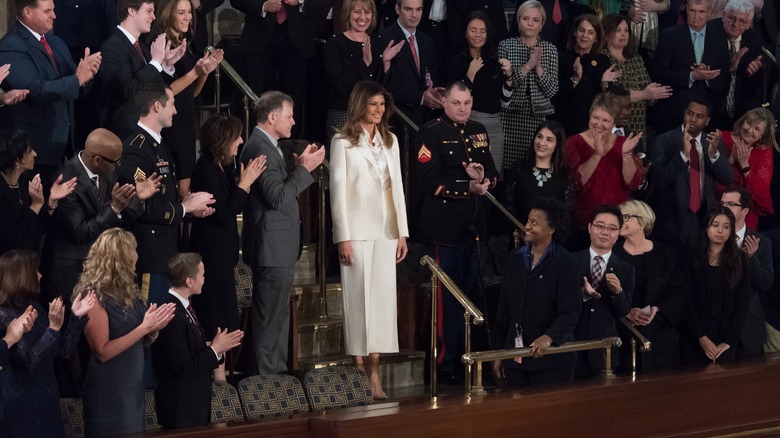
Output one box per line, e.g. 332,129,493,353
532,166,553,187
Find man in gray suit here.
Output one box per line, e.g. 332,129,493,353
240,91,325,374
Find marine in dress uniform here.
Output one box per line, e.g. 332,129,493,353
413,113,498,382
118,124,184,304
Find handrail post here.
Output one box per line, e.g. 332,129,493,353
317,168,328,319
464,311,471,393
214,65,221,113
470,360,486,396
603,346,615,379
243,96,250,140
430,274,438,398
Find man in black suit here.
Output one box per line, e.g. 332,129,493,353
652,0,731,134
764,226,780,354
239,91,324,375
574,205,634,377
153,253,243,430
42,128,160,301
648,98,733,249
712,0,765,129
0,0,102,191
116,83,214,304
231,0,315,138
380,0,444,127
98,0,178,140
720,186,774,358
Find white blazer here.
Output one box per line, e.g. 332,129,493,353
330,129,409,243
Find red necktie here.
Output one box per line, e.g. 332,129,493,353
187,304,200,326
39,36,60,76
552,0,562,24
409,34,420,72
133,40,147,63
689,139,701,213
276,4,287,24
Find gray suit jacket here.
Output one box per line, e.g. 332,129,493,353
239,127,314,267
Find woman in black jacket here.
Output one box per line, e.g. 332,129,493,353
492,197,581,387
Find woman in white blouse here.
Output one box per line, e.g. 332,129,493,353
330,81,409,400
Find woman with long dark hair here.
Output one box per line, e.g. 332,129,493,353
445,11,512,175
189,113,266,380
503,120,572,225
150,0,223,197
0,249,95,437
681,207,750,364
330,81,409,399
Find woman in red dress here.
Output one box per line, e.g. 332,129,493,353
565,92,645,246
719,107,776,229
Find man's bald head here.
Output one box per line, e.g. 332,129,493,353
83,128,123,174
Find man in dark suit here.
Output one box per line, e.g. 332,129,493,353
42,128,160,301
380,0,444,127
648,98,733,249
712,0,765,129
232,0,315,138
652,0,731,134
116,83,215,304
574,205,634,377
239,91,324,375
98,0,177,140
153,253,243,430
0,0,102,191
720,186,774,358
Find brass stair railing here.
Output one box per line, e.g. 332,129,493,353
205,45,259,139
420,255,484,398
462,337,623,395
619,317,652,374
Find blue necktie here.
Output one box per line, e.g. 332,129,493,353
693,32,704,65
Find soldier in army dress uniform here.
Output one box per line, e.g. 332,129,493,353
413,81,498,383
117,83,215,304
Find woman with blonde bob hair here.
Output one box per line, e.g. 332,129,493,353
330,81,409,399
76,228,176,436
613,200,686,370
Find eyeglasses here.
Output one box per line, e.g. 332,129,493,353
720,201,743,208
622,214,640,222
590,222,620,234
97,155,122,167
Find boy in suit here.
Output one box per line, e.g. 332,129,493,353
152,253,243,430
574,205,635,377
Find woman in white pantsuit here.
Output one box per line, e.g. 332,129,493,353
330,81,409,400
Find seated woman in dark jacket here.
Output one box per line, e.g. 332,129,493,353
492,197,581,387
614,199,685,371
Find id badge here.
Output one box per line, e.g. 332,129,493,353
514,326,524,364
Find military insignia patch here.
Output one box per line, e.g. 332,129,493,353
134,168,147,181
418,144,432,163
470,133,489,148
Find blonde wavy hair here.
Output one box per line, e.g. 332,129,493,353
73,228,141,308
